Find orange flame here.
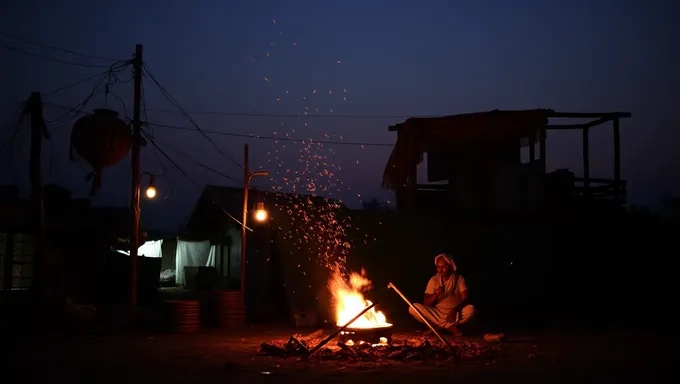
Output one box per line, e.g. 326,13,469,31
328,268,391,329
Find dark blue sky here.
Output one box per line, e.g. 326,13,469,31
1,1,678,231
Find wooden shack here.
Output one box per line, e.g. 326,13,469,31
382,109,631,213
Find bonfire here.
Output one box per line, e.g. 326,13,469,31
328,268,393,345
258,268,505,362
328,268,390,328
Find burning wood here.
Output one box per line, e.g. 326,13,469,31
258,269,502,362
328,268,390,329
258,333,504,362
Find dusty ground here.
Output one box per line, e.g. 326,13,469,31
4,325,664,383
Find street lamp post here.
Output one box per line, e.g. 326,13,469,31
130,171,158,309
240,143,269,296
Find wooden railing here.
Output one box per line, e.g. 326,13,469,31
573,178,627,201
397,177,627,211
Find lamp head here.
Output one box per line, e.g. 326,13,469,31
145,175,156,199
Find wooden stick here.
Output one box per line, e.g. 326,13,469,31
387,282,454,351
306,301,378,356
287,335,308,353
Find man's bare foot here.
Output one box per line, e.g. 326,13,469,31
447,326,463,337
422,329,434,336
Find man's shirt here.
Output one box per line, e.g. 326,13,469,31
424,274,468,311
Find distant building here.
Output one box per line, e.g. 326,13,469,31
382,109,631,213
182,185,348,322
0,184,161,304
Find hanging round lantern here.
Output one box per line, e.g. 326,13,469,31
70,109,132,196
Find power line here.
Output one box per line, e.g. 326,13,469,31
142,63,244,169
141,97,424,120
43,71,111,98
143,108,414,120
0,31,123,62
41,103,395,147
43,61,131,97
147,122,395,147
141,131,252,231
145,129,238,182
0,111,28,177
42,63,130,130
0,43,113,68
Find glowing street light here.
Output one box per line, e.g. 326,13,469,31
253,201,268,222
145,174,157,199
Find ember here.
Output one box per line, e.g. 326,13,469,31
338,326,394,346
259,333,504,362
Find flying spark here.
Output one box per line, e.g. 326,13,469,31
250,18,376,279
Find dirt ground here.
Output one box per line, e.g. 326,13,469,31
4,325,664,383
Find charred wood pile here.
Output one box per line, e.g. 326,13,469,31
259,331,504,362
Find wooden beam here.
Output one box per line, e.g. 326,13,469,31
583,127,590,196
613,118,621,203
547,124,585,130
547,117,614,130
539,129,547,175
586,117,615,128
550,111,632,119
389,111,632,132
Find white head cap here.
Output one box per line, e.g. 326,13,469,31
434,253,457,272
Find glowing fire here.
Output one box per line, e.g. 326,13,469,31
328,268,391,329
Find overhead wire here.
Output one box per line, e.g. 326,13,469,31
0,31,124,62
140,72,155,139
146,121,395,147
43,73,108,128
42,60,131,98
41,103,396,147
139,82,172,202
145,131,238,182
141,63,244,170
0,107,27,176
143,108,415,120
43,61,131,129
140,130,253,231
1,37,389,212
0,43,114,68
101,61,134,117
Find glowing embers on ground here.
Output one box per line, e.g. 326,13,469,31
338,329,393,347
328,268,391,330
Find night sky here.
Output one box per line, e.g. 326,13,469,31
1,0,678,231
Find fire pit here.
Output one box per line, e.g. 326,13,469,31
338,324,394,345
328,269,395,346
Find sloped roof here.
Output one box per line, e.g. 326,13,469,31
389,109,551,138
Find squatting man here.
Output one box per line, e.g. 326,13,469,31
409,253,476,336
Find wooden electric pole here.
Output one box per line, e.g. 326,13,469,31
130,44,143,310
240,143,249,295
25,91,49,303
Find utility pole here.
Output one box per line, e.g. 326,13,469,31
130,44,143,310
26,91,48,304
240,143,249,295
239,145,269,309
